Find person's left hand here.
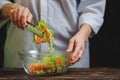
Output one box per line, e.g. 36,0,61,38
66,31,85,65
66,24,92,66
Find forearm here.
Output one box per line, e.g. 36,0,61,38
78,24,92,41
78,0,106,35
0,3,19,19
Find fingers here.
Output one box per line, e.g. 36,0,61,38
66,39,74,52
27,13,33,23
67,38,85,66
9,8,20,26
71,42,80,60
16,7,22,29
69,46,84,65
9,6,32,29
77,47,84,61
9,10,14,23
21,8,29,28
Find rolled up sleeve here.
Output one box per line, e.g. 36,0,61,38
0,0,11,9
0,0,11,29
78,0,106,35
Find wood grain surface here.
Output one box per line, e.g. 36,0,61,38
0,68,120,80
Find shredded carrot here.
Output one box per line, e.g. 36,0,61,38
36,36,42,43
37,64,44,69
29,63,51,73
46,33,50,41
38,64,51,70
55,59,62,66
42,27,50,42
29,65,37,73
42,27,48,32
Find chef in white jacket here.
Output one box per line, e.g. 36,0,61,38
0,0,106,68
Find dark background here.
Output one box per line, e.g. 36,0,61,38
0,0,120,68
0,23,7,68
90,0,120,68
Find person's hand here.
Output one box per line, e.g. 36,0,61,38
66,24,92,65
67,31,85,65
9,4,33,29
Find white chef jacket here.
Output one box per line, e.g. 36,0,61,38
0,0,106,68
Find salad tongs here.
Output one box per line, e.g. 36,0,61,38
26,21,43,37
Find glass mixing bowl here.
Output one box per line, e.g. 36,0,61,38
18,50,70,76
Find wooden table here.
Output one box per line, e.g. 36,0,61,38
0,68,120,80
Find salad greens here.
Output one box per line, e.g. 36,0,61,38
28,53,69,75
27,20,54,52
34,20,54,53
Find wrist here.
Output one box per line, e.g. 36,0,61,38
78,24,92,41
0,3,19,19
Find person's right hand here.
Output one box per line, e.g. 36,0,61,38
9,4,33,30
